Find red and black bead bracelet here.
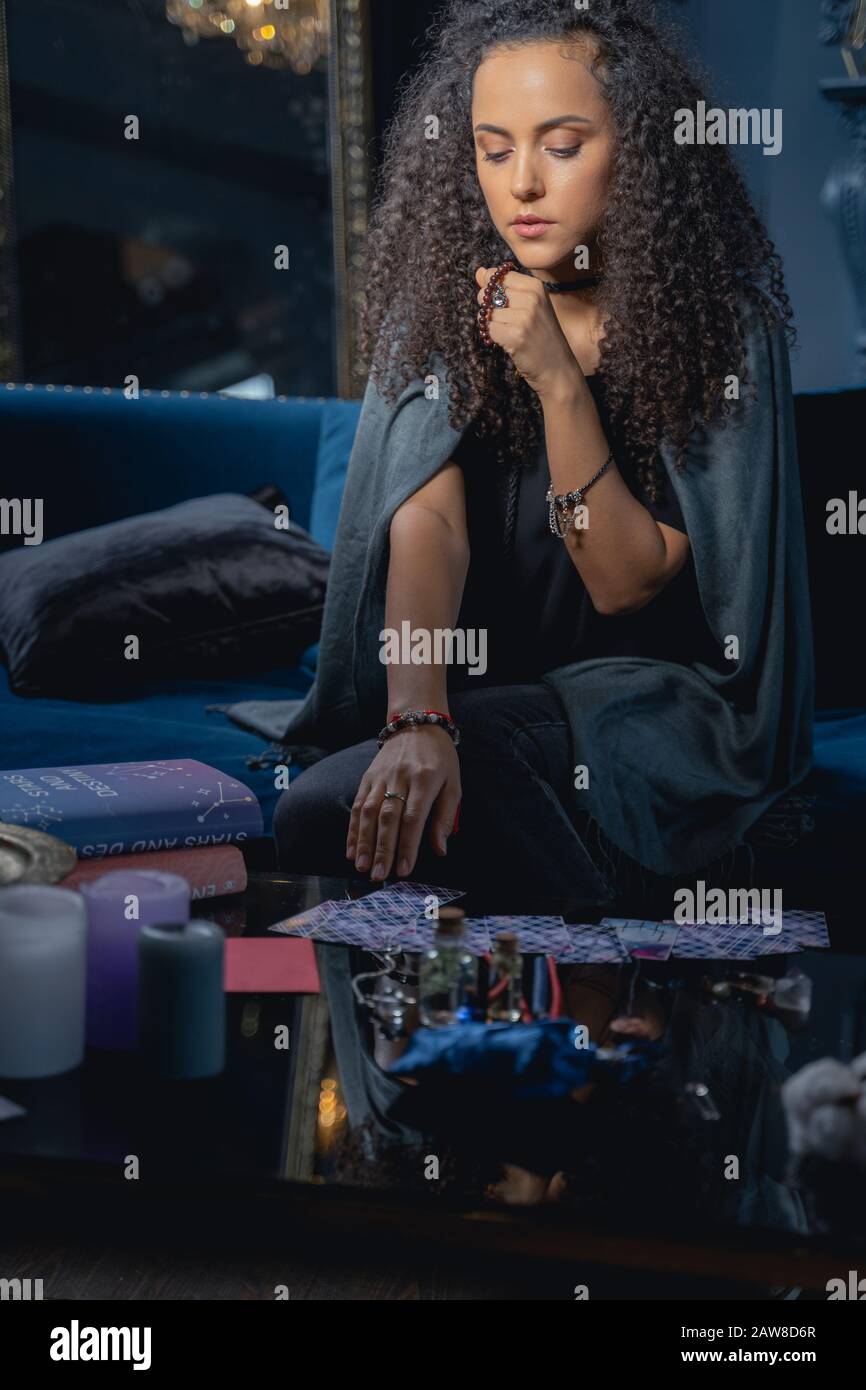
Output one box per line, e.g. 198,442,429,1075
378,707,461,750
477,259,517,347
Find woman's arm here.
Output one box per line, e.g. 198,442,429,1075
541,374,690,616
475,266,689,616
385,459,470,712
345,461,468,880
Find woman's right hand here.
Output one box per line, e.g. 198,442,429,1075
345,725,462,881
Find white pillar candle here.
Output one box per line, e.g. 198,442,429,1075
0,885,87,1079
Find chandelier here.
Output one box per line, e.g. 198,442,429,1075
165,0,330,74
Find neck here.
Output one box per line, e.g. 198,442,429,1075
545,277,603,332
528,242,603,284
524,250,605,351
545,273,602,290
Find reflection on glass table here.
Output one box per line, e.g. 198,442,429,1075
1,872,864,1272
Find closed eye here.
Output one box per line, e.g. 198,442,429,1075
482,146,583,162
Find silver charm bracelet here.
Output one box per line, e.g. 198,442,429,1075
546,451,613,539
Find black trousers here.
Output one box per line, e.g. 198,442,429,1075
273,682,626,916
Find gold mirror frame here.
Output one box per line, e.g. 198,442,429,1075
329,0,373,397
0,0,372,397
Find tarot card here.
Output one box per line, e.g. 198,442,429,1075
344,899,429,950
381,879,466,908
463,919,493,955
268,899,342,937
483,915,571,957
267,899,410,949
345,881,465,932
783,910,830,950
306,898,427,948
672,925,801,959
384,916,492,956
558,925,629,964
604,918,680,961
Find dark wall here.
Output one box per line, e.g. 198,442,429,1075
685,0,861,393
367,0,862,394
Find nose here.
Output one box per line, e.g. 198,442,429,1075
510,145,544,202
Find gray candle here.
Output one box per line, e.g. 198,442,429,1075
138,920,225,1079
0,885,87,1078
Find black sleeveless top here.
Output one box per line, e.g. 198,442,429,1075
450,373,721,691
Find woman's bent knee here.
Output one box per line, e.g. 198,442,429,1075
272,743,375,871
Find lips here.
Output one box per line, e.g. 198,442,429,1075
512,218,554,238
512,216,552,226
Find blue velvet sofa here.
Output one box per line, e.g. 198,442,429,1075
0,383,362,834
0,382,863,920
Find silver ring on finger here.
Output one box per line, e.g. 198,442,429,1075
383,790,407,804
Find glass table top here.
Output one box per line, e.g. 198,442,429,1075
1,871,864,1267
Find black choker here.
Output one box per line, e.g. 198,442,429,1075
543,274,603,293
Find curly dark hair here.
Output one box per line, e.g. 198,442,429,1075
358,0,794,513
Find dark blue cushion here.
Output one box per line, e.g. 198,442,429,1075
0,493,329,697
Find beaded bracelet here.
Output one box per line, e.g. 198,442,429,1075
546,451,613,539
378,707,461,751
477,259,517,348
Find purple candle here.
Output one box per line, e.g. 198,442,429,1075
80,870,190,1050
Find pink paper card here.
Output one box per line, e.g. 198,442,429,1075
224,937,321,993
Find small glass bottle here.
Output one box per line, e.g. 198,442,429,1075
419,908,476,1027
487,930,523,1024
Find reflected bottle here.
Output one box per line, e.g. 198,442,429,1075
419,908,476,1027
487,930,523,1024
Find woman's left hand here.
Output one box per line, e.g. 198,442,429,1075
475,265,584,400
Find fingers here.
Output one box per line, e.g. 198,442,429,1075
476,284,534,308
484,314,522,356
348,779,387,873
427,783,462,857
393,774,446,876
369,784,411,881
345,776,369,860
346,751,458,880
351,775,451,881
475,266,540,293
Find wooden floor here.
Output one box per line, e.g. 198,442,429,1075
0,1236,781,1301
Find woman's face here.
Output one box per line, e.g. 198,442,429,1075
471,38,615,279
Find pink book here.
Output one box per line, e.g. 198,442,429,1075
62,844,248,900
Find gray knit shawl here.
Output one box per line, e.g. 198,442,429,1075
276,305,814,875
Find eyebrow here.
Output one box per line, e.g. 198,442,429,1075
473,114,592,136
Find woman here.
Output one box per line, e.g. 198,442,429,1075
273,0,812,915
